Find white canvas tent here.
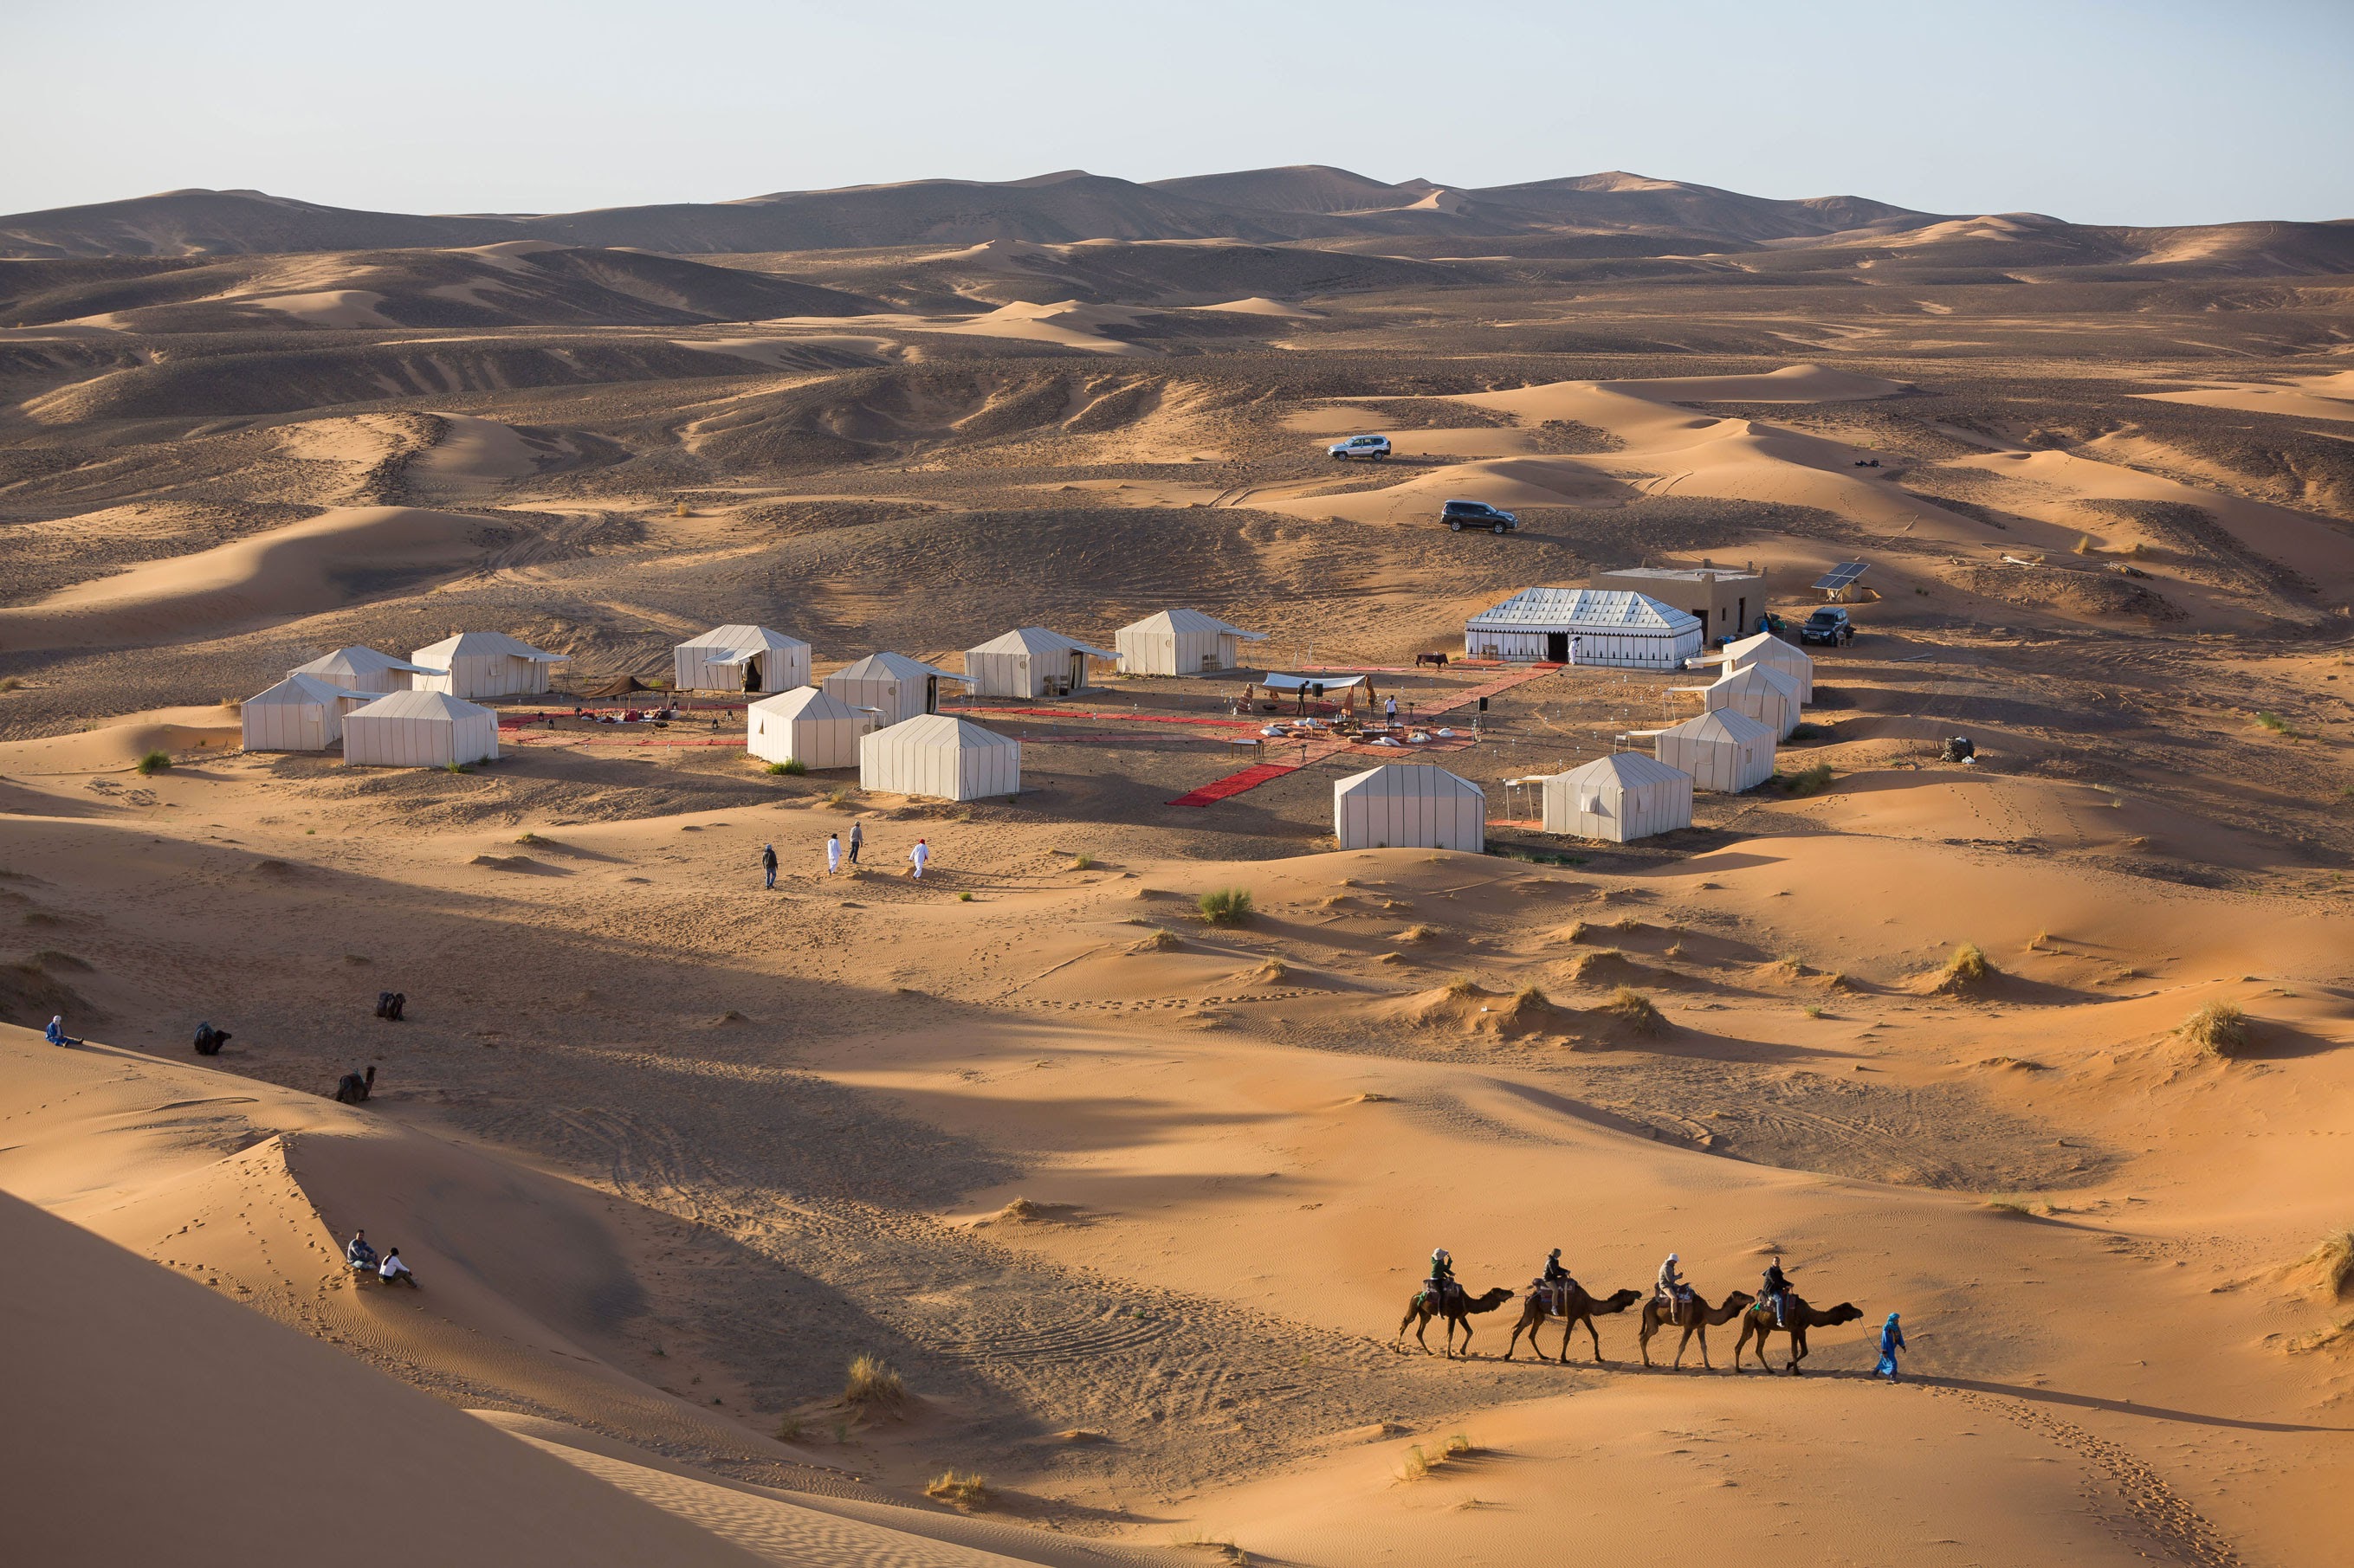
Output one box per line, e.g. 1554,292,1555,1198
1655,707,1775,793
342,690,499,768
240,674,372,752
746,687,870,770
288,646,438,694
821,652,973,728
1704,662,1801,739
964,627,1116,699
858,713,1019,802
1464,588,1704,669
1542,752,1693,842
673,625,810,695
1723,630,1814,702
1332,765,1485,852
410,633,565,700
1114,609,1268,676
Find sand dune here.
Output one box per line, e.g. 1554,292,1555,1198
0,505,500,651
0,1182,776,1568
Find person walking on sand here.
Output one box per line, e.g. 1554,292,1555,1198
825,832,842,876
760,842,778,891
909,837,930,880
846,820,863,868
1876,1311,1906,1382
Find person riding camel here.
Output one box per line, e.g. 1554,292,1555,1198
1657,1252,1690,1322
1426,1248,1457,1307
1538,1247,1573,1313
1761,1255,1794,1326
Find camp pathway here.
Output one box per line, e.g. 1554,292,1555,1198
1414,663,1565,716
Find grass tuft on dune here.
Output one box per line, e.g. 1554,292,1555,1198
2179,999,2250,1057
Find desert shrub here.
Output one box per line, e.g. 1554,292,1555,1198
514,831,542,845
440,760,473,775
768,758,807,775
1512,984,1552,1010
1778,763,1834,796
2178,1000,2249,1057
926,1470,990,1509
1601,985,1663,1035
843,1353,904,1410
1400,923,1439,942
1198,887,1254,926
824,786,853,806
957,890,975,902
1444,974,1479,997
2303,1231,2354,1300
1941,943,1993,987
0,676,22,692
1070,853,1096,870
135,751,171,776
776,1415,805,1443
1253,957,1289,982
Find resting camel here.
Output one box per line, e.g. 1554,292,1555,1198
1504,1281,1646,1364
332,1065,375,1105
1395,1282,1516,1358
1733,1293,1863,1375
1637,1288,1755,1369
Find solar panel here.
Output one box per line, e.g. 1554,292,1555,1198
1812,561,1870,591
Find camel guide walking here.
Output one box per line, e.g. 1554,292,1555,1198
825,832,842,876
908,838,930,879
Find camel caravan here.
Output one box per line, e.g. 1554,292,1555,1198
1397,1246,1877,1378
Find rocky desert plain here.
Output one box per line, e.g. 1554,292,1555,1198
1,167,2351,1567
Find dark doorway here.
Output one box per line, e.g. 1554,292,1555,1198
1546,632,1569,662
924,676,940,714
742,655,761,693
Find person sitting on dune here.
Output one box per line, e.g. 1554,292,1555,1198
378,1248,417,1287
345,1230,378,1272
45,1016,81,1048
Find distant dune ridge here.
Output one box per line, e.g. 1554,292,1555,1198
2,166,2345,272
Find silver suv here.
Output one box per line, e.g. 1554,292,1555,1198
1328,434,1391,461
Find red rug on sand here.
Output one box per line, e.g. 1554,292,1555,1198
1166,762,1300,807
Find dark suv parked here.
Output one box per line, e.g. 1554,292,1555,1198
1441,500,1517,534
1799,606,1854,646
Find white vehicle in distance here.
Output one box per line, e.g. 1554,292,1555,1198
1328,433,1392,461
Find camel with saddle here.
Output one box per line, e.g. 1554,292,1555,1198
1395,1278,1516,1358
1733,1293,1863,1374
1504,1278,1646,1364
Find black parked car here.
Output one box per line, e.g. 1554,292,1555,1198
1440,500,1517,534
1799,606,1854,646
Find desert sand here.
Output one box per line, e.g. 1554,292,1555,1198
2,164,2351,1566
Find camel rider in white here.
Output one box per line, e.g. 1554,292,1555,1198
1426,1248,1457,1307
1657,1253,1689,1320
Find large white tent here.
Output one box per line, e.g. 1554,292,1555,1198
1114,610,1267,676
964,626,1116,699
240,674,372,752
673,624,810,695
821,652,972,728
288,646,438,694
342,690,500,768
746,687,869,770
1463,588,1703,669
410,633,565,700
1704,662,1801,739
858,713,1019,802
1723,630,1814,702
1332,764,1485,852
1542,752,1693,842
1654,707,1775,793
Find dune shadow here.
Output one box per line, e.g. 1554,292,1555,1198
1915,1375,2352,1434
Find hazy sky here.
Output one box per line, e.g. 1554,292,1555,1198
9,0,2351,225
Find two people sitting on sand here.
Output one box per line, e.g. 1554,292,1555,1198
346,1230,418,1287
